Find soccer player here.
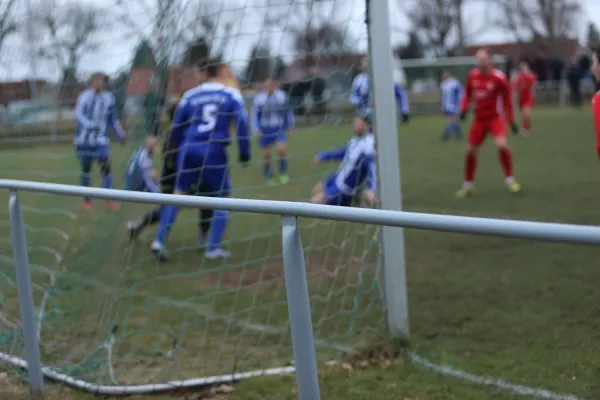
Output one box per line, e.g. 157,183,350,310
440,71,464,140
312,115,377,207
456,49,520,198
591,49,600,159
124,135,159,193
74,72,126,211
511,59,537,136
252,77,295,186
150,61,251,261
350,57,409,123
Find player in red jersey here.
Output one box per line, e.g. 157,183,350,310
591,49,600,159
511,59,537,136
456,49,520,198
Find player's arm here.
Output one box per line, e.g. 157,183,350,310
459,75,472,120
168,96,191,153
501,75,515,125
395,85,409,122
107,97,126,142
316,146,347,163
530,74,538,100
231,92,251,164
593,95,600,159
349,75,362,107
363,155,378,205
251,95,262,134
283,93,295,131
74,91,95,129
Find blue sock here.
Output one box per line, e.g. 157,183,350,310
443,123,452,139
278,157,288,174
207,210,228,251
81,174,90,202
264,163,273,179
102,174,113,189
155,205,180,244
454,122,462,138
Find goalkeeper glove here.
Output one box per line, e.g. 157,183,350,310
510,123,519,135
402,114,409,124
459,111,467,121
239,154,250,167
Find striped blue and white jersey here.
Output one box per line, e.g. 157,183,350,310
74,88,125,147
125,146,158,192
169,82,250,157
318,133,376,195
350,73,409,116
440,77,464,114
252,89,294,134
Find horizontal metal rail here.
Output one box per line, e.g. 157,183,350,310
1,179,600,245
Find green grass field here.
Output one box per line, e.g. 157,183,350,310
1,106,600,399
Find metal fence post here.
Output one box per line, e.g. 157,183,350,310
8,191,44,397
281,215,320,400
366,0,410,339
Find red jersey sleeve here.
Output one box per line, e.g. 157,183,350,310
460,72,473,113
498,72,514,124
592,92,600,158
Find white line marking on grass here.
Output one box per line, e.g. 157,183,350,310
410,353,584,400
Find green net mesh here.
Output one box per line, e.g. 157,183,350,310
0,0,387,392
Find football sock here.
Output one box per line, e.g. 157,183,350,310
80,174,91,202
136,207,161,230
443,123,452,139
454,122,462,138
498,147,513,178
263,162,273,179
207,210,228,251
278,157,288,174
464,152,477,183
155,205,180,244
102,175,113,190
199,208,213,236
523,116,531,131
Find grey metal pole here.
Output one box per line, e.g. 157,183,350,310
8,191,44,397
366,0,410,339
281,215,320,400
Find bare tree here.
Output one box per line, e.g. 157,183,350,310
399,0,488,57
32,0,106,78
0,0,19,59
261,0,351,70
490,0,581,55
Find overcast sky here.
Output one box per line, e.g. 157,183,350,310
1,0,600,81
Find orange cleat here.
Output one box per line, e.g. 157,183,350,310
104,201,121,212
83,200,93,210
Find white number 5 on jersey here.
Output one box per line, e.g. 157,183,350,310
197,103,218,133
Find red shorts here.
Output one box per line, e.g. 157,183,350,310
468,118,507,147
519,95,534,110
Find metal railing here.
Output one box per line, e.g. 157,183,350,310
3,179,600,399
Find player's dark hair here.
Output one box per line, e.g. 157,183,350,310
90,72,109,84
197,58,223,78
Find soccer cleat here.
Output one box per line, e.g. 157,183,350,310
266,178,277,187
82,200,93,210
455,187,475,199
507,181,521,193
205,248,231,260
105,201,121,212
279,174,290,185
151,241,170,262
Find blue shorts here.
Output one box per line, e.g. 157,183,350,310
259,130,287,148
175,146,230,197
76,145,110,161
323,175,353,207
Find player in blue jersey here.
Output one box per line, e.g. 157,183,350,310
349,57,409,123
440,71,464,140
74,72,126,211
252,77,295,186
312,115,377,207
151,61,251,261
124,135,159,193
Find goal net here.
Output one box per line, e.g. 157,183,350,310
0,0,384,394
